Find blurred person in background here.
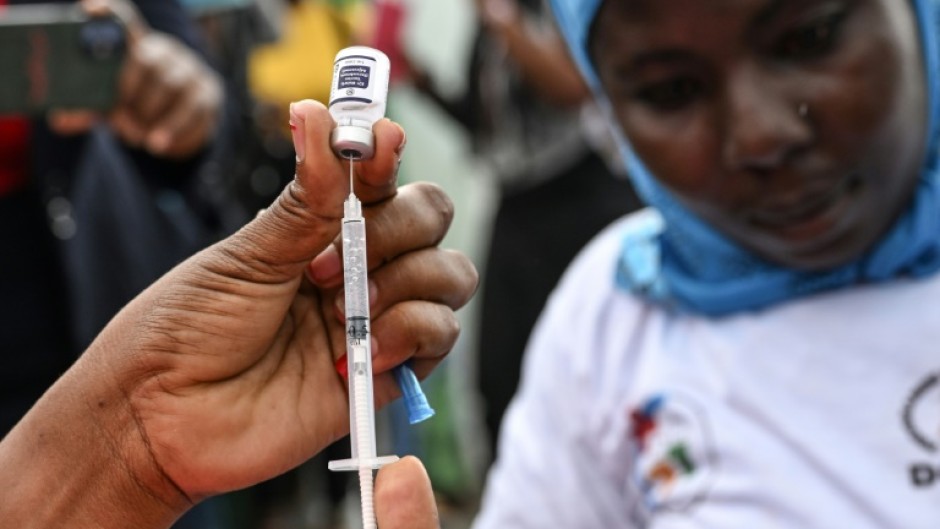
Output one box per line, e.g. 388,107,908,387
474,0,940,526
0,0,223,525
405,0,640,460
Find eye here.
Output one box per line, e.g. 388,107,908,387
633,77,705,112
775,10,847,60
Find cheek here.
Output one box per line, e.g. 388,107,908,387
620,109,724,199
812,33,914,170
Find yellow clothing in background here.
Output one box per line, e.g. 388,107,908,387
249,1,367,107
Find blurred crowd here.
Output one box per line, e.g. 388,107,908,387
0,0,634,527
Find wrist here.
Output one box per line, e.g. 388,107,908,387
0,338,190,528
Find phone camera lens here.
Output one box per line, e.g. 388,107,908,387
79,18,125,61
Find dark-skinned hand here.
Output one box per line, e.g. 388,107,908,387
0,100,476,529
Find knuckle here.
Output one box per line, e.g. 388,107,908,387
280,178,312,217
260,180,337,239
391,303,459,359
208,231,283,280
413,182,455,230
445,249,480,306
269,179,334,233
436,308,461,356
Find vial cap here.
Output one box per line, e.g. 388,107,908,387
331,126,375,160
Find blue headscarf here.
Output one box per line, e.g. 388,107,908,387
549,0,940,315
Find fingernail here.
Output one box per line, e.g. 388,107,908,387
394,127,407,156
309,245,342,285
289,102,305,163
335,354,348,381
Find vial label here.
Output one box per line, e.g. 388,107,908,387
330,55,377,106
338,65,370,90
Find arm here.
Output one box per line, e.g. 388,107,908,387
407,55,482,134
0,351,184,528
476,0,589,108
131,0,206,52
473,288,634,528
411,4,588,126
0,101,476,528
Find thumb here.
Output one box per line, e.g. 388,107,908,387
375,456,440,529
226,100,353,282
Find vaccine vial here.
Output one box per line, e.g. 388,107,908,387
329,46,391,160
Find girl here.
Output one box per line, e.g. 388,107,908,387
475,0,940,527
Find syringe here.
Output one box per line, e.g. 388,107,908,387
328,161,423,529
327,45,435,529
327,44,434,423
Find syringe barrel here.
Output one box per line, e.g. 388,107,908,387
342,215,369,319
343,213,377,461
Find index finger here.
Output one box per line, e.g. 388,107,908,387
351,117,407,205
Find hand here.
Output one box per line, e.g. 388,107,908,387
50,0,223,158
106,0,222,157
0,99,476,528
108,99,474,498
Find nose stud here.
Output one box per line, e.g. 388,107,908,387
798,102,809,119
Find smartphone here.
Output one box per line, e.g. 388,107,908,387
0,4,126,115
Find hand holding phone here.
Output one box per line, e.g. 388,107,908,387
0,0,223,159
108,29,222,157
0,4,126,115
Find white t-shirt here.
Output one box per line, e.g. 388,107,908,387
473,212,940,529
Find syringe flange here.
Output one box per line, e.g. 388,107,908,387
328,455,400,472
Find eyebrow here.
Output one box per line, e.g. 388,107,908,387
751,0,789,27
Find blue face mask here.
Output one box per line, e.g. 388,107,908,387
549,0,940,315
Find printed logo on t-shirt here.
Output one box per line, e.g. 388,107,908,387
626,392,718,517
902,372,940,488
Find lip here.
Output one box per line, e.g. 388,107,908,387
746,173,861,243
